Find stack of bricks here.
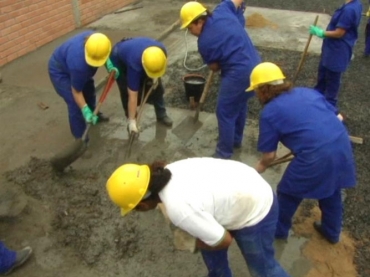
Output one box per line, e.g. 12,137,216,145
0,0,134,67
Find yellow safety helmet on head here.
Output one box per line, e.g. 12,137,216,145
106,164,150,216
180,1,207,29
84,33,112,67
246,62,286,92
142,46,167,78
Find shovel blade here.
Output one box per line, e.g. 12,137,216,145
50,139,87,172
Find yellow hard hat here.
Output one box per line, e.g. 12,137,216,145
142,46,167,78
106,164,150,216
84,33,112,67
180,1,207,29
246,62,286,92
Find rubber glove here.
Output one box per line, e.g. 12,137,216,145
127,119,139,134
309,25,325,39
366,9,370,17
105,58,119,79
81,104,98,125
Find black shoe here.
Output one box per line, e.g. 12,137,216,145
313,221,338,244
4,246,32,275
157,115,173,127
233,143,242,149
97,112,110,123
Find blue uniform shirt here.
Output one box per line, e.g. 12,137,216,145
258,87,356,198
111,37,167,91
220,0,246,27
52,31,98,91
198,0,260,80
322,0,362,72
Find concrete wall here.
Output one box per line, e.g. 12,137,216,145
0,0,134,67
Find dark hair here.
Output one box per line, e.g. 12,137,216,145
146,161,172,198
256,81,293,105
191,11,211,25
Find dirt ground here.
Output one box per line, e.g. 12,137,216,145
1,0,370,276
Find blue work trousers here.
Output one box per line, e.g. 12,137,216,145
365,19,370,55
0,242,16,274
201,195,290,277
275,189,342,243
48,58,96,139
314,61,342,109
215,90,253,159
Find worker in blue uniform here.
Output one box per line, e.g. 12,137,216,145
48,31,112,139
0,241,32,275
106,37,173,134
221,0,246,27
364,1,370,57
180,0,261,159
249,62,357,244
309,0,362,109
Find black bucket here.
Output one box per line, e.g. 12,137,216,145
182,74,206,102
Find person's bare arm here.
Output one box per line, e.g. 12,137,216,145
196,230,233,251
324,28,346,38
208,62,220,72
71,87,87,109
255,151,277,174
127,88,138,120
230,0,244,8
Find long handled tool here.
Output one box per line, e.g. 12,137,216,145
193,71,214,123
292,15,319,84
123,82,156,160
50,71,116,172
268,16,319,168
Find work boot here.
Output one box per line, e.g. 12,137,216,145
313,221,338,244
157,115,173,127
4,246,32,275
97,112,110,123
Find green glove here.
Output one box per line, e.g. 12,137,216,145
81,105,98,125
309,25,325,39
105,58,119,79
366,9,370,17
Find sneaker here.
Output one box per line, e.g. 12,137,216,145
4,246,32,275
157,115,173,127
97,112,110,123
313,221,339,244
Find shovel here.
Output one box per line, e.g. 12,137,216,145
193,70,214,123
123,82,156,160
50,71,116,172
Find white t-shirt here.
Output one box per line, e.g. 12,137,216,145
158,157,274,246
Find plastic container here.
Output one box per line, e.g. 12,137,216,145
182,74,206,102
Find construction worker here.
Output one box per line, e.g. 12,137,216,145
249,62,357,244
106,37,173,135
364,2,370,57
48,31,112,139
309,0,362,109
106,158,290,277
0,242,32,275
179,1,261,159
221,0,246,27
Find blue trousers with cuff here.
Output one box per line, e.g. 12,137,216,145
314,61,342,109
48,57,96,139
0,242,16,274
275,189,342,243
201,194,290,277
215,83,254,159
365,19,370,56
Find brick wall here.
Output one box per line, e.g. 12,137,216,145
0,0,133,67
